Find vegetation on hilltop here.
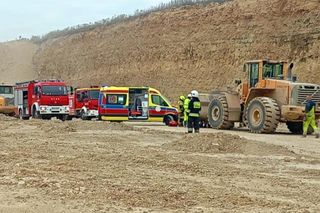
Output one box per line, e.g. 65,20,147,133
30,0,230,43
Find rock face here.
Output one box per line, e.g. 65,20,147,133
2,0,320,100
0,41,38,84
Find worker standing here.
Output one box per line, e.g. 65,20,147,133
303,95,320,138
183,94,191,127
178,95,186,126
187,90,201,133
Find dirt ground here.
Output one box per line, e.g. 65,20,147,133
1,115,320,212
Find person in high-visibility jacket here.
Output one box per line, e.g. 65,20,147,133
303,95,320,138
178,95,186,126
183,94,192,127
187,90,201,133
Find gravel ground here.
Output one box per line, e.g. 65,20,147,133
0,115,320,212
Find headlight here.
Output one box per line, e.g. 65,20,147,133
40,106,47,111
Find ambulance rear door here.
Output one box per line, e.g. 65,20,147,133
128,88,149,120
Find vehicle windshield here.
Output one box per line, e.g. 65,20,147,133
263,63,284,79
88,90,100,99
42,85,68,96
0,86,13,95
152,95,170,106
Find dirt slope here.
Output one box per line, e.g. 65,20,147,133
32,0,320,99
0,41,38,84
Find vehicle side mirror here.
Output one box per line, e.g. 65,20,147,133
292,75,297,82
235,79,242,85
37,87,41,96
68,86,74,94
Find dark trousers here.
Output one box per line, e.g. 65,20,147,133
188,116,200,133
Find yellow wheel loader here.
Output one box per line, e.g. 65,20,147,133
0,84,16,116
203,59,320,134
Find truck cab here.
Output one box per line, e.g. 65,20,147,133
98,87,178,125
15,80,70,120
69,87,100,120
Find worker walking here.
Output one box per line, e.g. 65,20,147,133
187,90,201,133
183,94,191,127
178,95,186,126
303,95,320,138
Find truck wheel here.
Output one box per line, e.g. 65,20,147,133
286,122,314,135
19,109,23,120
164,114,174,126
246,97,280,133
19,109,28,120
80,110,88,120
208,95,234,129
32,107,41,119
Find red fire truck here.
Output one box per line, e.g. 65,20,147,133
68,87,100,120
15,80,70,120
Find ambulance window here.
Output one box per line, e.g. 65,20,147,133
152,95,169,107
106,94,127,105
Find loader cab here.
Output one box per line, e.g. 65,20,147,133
0,85,14,107
0,85,14,98
262,62,284,80
245,60,287,88
247,62,259,88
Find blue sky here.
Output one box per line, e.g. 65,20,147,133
0,0,171,42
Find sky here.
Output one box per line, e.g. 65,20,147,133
0,0,171,42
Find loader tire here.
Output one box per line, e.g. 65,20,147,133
208,95,234,130
286,121,314,135
246,97,280,133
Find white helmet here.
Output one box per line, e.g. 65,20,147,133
187,93,192,98
191,90,199,98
